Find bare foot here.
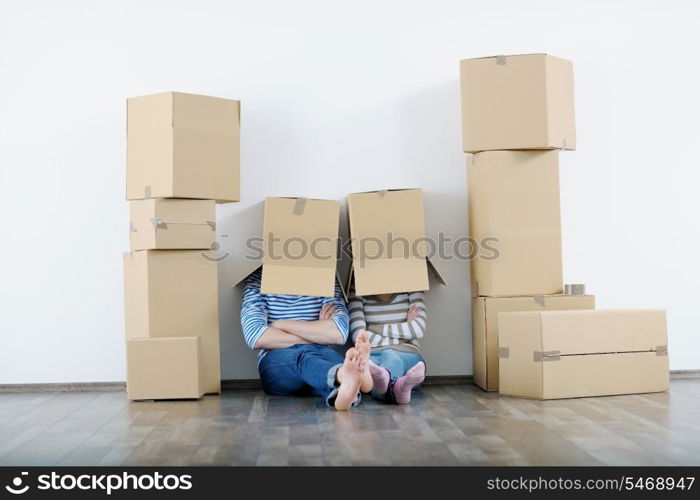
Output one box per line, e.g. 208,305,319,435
335,348,362,411
355,331,373,393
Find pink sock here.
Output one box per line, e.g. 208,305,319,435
368,360,390,394
393,362,425,404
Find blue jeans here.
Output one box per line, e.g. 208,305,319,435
258,344,360,408
369,348,424,402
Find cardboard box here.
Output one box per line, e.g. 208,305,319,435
129,199,216,251
346,189,445,296
126,337,204,400
498,309,669,399
460,53,575,153
468,151,563,297
123,250,220,393
261,197,340,297
127,91,240,202
472,294,595,392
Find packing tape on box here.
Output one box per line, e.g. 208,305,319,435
498,347,510,359
377,190,388,198
655,345,669,356
496,55,507,65
292,197,308,215
206,221,216,231
144,186,152,198
533,295,545,307
564,284,586,295
129,223,137,233
561,138,568,150
150,218,168,229
534,350,561,362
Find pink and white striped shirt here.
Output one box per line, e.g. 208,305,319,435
348,291,426,353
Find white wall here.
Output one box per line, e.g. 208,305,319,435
1,0,699,384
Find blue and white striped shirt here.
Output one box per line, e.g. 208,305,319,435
240,269,350,363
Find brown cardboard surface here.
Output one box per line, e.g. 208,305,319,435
129,199,216,250
127,91,240,202
261,197,340,297
123,250,220,394
346,188,445,296
460,53,575,153
498,309,669,399
472,294,595,391
468,151,563,297
126,337,204,400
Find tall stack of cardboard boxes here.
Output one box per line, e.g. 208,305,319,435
124,91,240,400
460,54,669,399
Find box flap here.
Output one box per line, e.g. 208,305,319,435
426,258,447,285
540,352,669,399
232,262,345,300
348,189,426,243
154,199,216,226
261,264,337,297
349,187,418,196
538,309,668,355
230,262,263,288
172,91,240,134
460,53,547,63
127,92,174,133
345,257,444,297
130,199,216,228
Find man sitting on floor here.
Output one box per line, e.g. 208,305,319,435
240,269,372,410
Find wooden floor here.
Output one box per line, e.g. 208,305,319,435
1,379,700,466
